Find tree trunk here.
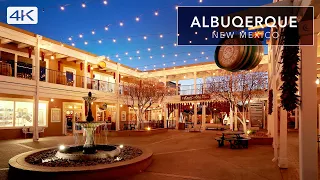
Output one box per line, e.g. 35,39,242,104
229,107,234,131
242,109,247,134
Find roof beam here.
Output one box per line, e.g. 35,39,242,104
17,43,29,49
0,38,13,44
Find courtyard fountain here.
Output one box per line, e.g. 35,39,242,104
8,92,152,180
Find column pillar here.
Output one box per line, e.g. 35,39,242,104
84,60,88,89
193,102,197,125
278,108,288,168
33,35,41,141
193,72,197,94
45,58,49,82
115,63,120,131
202,105,206,131
176,79,179,95
272,77,278,162
299,32,318,179
14,54,17,77
164,105,168,128
175,108,179,129
229,106,234,130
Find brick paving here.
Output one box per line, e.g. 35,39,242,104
0,130,306,180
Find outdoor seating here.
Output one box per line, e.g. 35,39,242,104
215,131,250,149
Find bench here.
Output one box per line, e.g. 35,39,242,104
228,137,251,149
206,124,225,131
22,127,45,138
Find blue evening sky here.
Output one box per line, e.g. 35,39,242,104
1,0,272,71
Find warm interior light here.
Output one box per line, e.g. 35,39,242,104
146,127,151,131
316,78,320,85
120,104,123,107
50,98,54,102
50,55,54,60
119,144,124,149
59,145,65,151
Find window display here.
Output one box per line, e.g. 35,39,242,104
0,101,14,127
0,99,48,128
15,102,33,127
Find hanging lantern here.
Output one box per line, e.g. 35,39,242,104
28,47,32,58
80,62,83,71
41,52,45,61
113,72,116,79
88,65,91,73
93,74,95,78
119,74,121,83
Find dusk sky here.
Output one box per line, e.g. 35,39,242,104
1,0,272,71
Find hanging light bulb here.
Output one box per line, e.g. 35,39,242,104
68,37,72,41
143,36,147,40
138,56,141,59
160,46,164,49
173,62,175,64
205,37,208,40
60,6,65,10
174,43,177,46
81,3,86,8
118,58,121,61
147,48,151,51
112,39,116,43
163,63,166,66
195,58,198,61
150,56,153,59
195,31,198,35
188,53,191,56
160,34,163,38
91,30,95,35
177,33,180,36
175,5,178,10
189,40,192,44
154,11,159,16
98,40,102,44
84,41,88,45
71,43,75,46
129,57,132,60
119,22,124,26
154,65,156,67
79,34,83,38
50,55,55,60
127,37,131,41
105,26,109,31
115,54,119,58
201,52,205,54
103,0,107,5
136,50,140,54
162,54,165,58
135,17,140,22
175,54,178,57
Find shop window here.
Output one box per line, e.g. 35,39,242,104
0,101,14,127
38,103,47,126
15,101,33,127
17,56,33,79
0,51,15,77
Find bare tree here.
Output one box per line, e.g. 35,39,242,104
122,79,175,129
206,68,267,133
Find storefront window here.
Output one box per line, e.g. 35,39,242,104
15,102,33,127
38,103,47,126
0,101,14,127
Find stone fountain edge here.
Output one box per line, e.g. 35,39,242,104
8,145,153,179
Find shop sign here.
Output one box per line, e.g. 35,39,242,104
180,94,210,101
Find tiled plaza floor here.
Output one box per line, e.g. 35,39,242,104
0,130,307,180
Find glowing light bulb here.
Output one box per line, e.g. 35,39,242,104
175,6,178,10
163,63,166,66
105,26,109,31
59,145,65,151
50,55,54,60
84,41,88,45
160,34,163,38
136,50,140,54
316,78,319,84
135,17,140,21
127,37,131,41
79,34,83,38
147,48,151,51
98,40,102,44
199,0,203,2
177,33,180,36
60,6,65,10
195,58,198,61
154,11,158,16
68,37,72,41
173,62,175,64
162,55,165,58
72,43,75,46
91,31,95,35
119,22,124,26
161,46,164,49
205,37,208,40
103,0,107,5
143,36,147,40
138,57,141,59
118,58,121,61
115,54,119,58
206,56,209,60
113,39,116,43
82,3,86,8
188,53,191,56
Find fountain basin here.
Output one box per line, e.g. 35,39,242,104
56,145,121,161
8,145,152,180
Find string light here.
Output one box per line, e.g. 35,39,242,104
72,43,75,46
199,0,203,3
150,56,153,59
136,50,140,54
103,0,107,5
60,6,65,10
205,37,208,40
81,3,86,8
116,54,119,58
79,34,83,38
68,37,72,41
127,37,131,41
188,53,191,56
143,36,147,40
160,46,164,49
163,63,166,66
195,31,198,35
125,52,128,55
184,60,186,63
189,40,192,44
174,43,177,46
105,26,109,31
175,54,178,57
160,34,163,38
195,58,198,61
175,5,178,10
113,39,116,43
154,11,159,16
173,62,175,64
129,57,132,60
91,30,95,35
135,17,140,22
84,41,88,45
98,40,102,43
162,55,165,58
120,22,124,26
206,56,209,59
177,33,180,36
201,52,204,54
50,55,54,60
148,48,151,51
138,57,141,59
